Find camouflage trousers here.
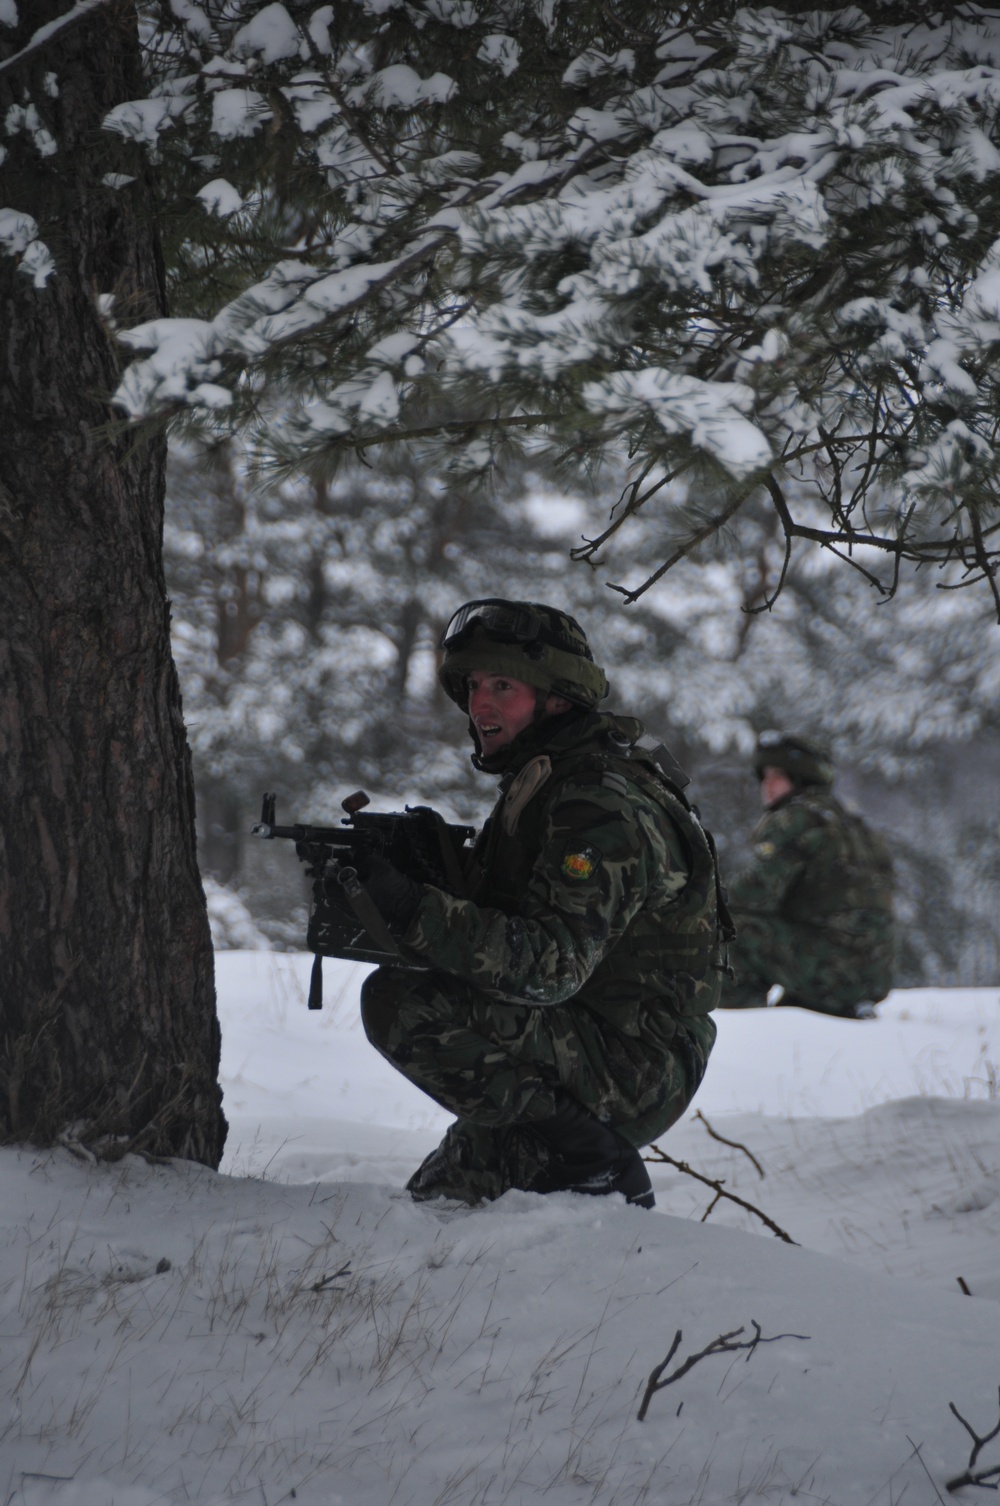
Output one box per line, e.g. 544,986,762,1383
718,912,893,1016
360,966,713,1203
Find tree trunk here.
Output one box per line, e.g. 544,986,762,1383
0,2,226,1164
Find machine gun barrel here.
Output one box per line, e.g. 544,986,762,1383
250,791,355,846
251,818,352,845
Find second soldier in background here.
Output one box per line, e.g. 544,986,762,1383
719,732,896,1019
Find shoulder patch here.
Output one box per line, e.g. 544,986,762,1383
560,844,603,881
754,840,777,859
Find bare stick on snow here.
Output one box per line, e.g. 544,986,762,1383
694,1109,766,1178
643,1144,797,1244
946,1388,1000,1491
637,1321,810,1422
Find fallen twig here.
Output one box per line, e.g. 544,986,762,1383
310,1264,352,1292
644,1144,797,1244
946,1388,1000,1491
637,1320,810,1421
694,1110,766,1177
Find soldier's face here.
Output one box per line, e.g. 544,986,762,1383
467,672,539,752
760,767,795,808
466,672,571,752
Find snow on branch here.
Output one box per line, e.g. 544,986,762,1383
0,208,55,287
106,1,1000,612
0,0,111,82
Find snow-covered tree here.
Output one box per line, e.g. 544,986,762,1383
98,1,1000,616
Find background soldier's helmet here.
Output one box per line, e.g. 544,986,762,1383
438,599,609,711
753,730,834,789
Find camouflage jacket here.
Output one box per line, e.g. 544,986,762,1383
730,790,895,943
397,711,726,1034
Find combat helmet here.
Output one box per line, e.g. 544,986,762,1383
753,730,834,790
438,598,609,711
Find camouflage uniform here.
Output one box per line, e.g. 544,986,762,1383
361,708,725,1203
720,786,896,1016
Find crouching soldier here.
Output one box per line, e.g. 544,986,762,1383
719,731,896,1019
328,599,730,1209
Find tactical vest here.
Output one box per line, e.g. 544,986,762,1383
467,720,732,1023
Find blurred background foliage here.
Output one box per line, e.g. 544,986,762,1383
166,435,1000,986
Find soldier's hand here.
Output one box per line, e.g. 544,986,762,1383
318,849,364,911
348,850,423,936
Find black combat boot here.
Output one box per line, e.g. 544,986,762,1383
779,993,878,1020
527,1095,655,1209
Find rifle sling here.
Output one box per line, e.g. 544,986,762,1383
340,871,404,960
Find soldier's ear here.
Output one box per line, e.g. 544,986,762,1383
545,693,573,715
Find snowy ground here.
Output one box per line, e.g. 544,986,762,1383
2,954,998,1506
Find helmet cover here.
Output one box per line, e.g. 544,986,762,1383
753,730,834,789
438,599,609,710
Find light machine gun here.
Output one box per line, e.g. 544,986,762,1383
251,792,475,1008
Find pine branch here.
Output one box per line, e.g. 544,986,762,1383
100,1,1000,616
599,493,748,604
0,0,112,81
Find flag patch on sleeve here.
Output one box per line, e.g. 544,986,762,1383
561,845,602,881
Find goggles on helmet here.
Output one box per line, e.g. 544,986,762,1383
441,599,548,653
439,597,607,710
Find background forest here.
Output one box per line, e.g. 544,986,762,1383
166,435,1000,988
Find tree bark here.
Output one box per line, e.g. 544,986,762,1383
0,1,226,1164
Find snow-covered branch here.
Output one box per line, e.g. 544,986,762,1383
106,1,1000,609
